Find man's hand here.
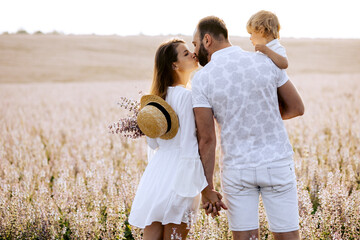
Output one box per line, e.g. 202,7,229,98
201,187,228,217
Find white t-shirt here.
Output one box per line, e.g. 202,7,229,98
192,46,293,169
266,39,287,58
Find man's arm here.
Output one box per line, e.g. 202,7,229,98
193,107,227,216
193,107,216,189
277,80,305,120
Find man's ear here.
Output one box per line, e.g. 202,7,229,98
203,33,212,48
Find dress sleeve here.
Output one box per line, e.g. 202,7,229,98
146,137,158,162
172,90,208,197
146,136,159,150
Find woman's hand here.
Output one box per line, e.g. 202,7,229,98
201,187,228,217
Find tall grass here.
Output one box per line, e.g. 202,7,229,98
0,76,359,239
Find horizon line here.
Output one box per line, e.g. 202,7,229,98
2,31,360,41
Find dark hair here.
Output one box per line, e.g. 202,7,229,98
150,39,185,100
197,16,228,41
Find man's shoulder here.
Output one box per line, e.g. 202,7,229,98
239,50,276,69
193,66,210,82
219,46,245,59
224,46,267,62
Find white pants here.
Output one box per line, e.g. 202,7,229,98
221,162,300,232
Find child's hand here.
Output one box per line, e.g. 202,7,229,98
255,44,269,54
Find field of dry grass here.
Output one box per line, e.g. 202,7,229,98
1,34,360,239
1,34,360,83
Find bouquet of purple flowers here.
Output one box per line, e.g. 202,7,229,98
109,96,145,139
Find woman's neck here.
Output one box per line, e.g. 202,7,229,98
172,72,190,87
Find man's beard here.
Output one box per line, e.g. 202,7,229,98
197,42,209,67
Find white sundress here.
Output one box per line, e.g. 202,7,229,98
129,86,208,228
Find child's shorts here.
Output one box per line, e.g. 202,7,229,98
221,161,300,233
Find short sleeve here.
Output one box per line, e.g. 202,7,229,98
276,69,289,87
274,45,287,58
269,42,287,58
191,72,212,108
146,137,158,163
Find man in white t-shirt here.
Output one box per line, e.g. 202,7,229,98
191,16,304,240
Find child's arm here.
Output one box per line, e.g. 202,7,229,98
255,44,288,69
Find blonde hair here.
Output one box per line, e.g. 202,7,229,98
246,10,281,39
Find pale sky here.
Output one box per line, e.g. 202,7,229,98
1,0,359,39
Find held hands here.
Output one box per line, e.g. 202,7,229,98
201,187,228,218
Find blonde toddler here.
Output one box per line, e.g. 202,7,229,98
247,10,288,69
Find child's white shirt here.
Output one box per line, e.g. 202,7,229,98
266,39,287,58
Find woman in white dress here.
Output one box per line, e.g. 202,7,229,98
128,39,208,239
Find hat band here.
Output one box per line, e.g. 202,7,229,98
146,102,171,133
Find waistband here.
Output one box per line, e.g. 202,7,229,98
222,155,294,171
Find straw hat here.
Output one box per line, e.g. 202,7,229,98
137,95,179,140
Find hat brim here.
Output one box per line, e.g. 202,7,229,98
140,95,179,140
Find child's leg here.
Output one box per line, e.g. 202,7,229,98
144,221,164,240
163,222,189,240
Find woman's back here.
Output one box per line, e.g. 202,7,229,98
153,86,199,158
